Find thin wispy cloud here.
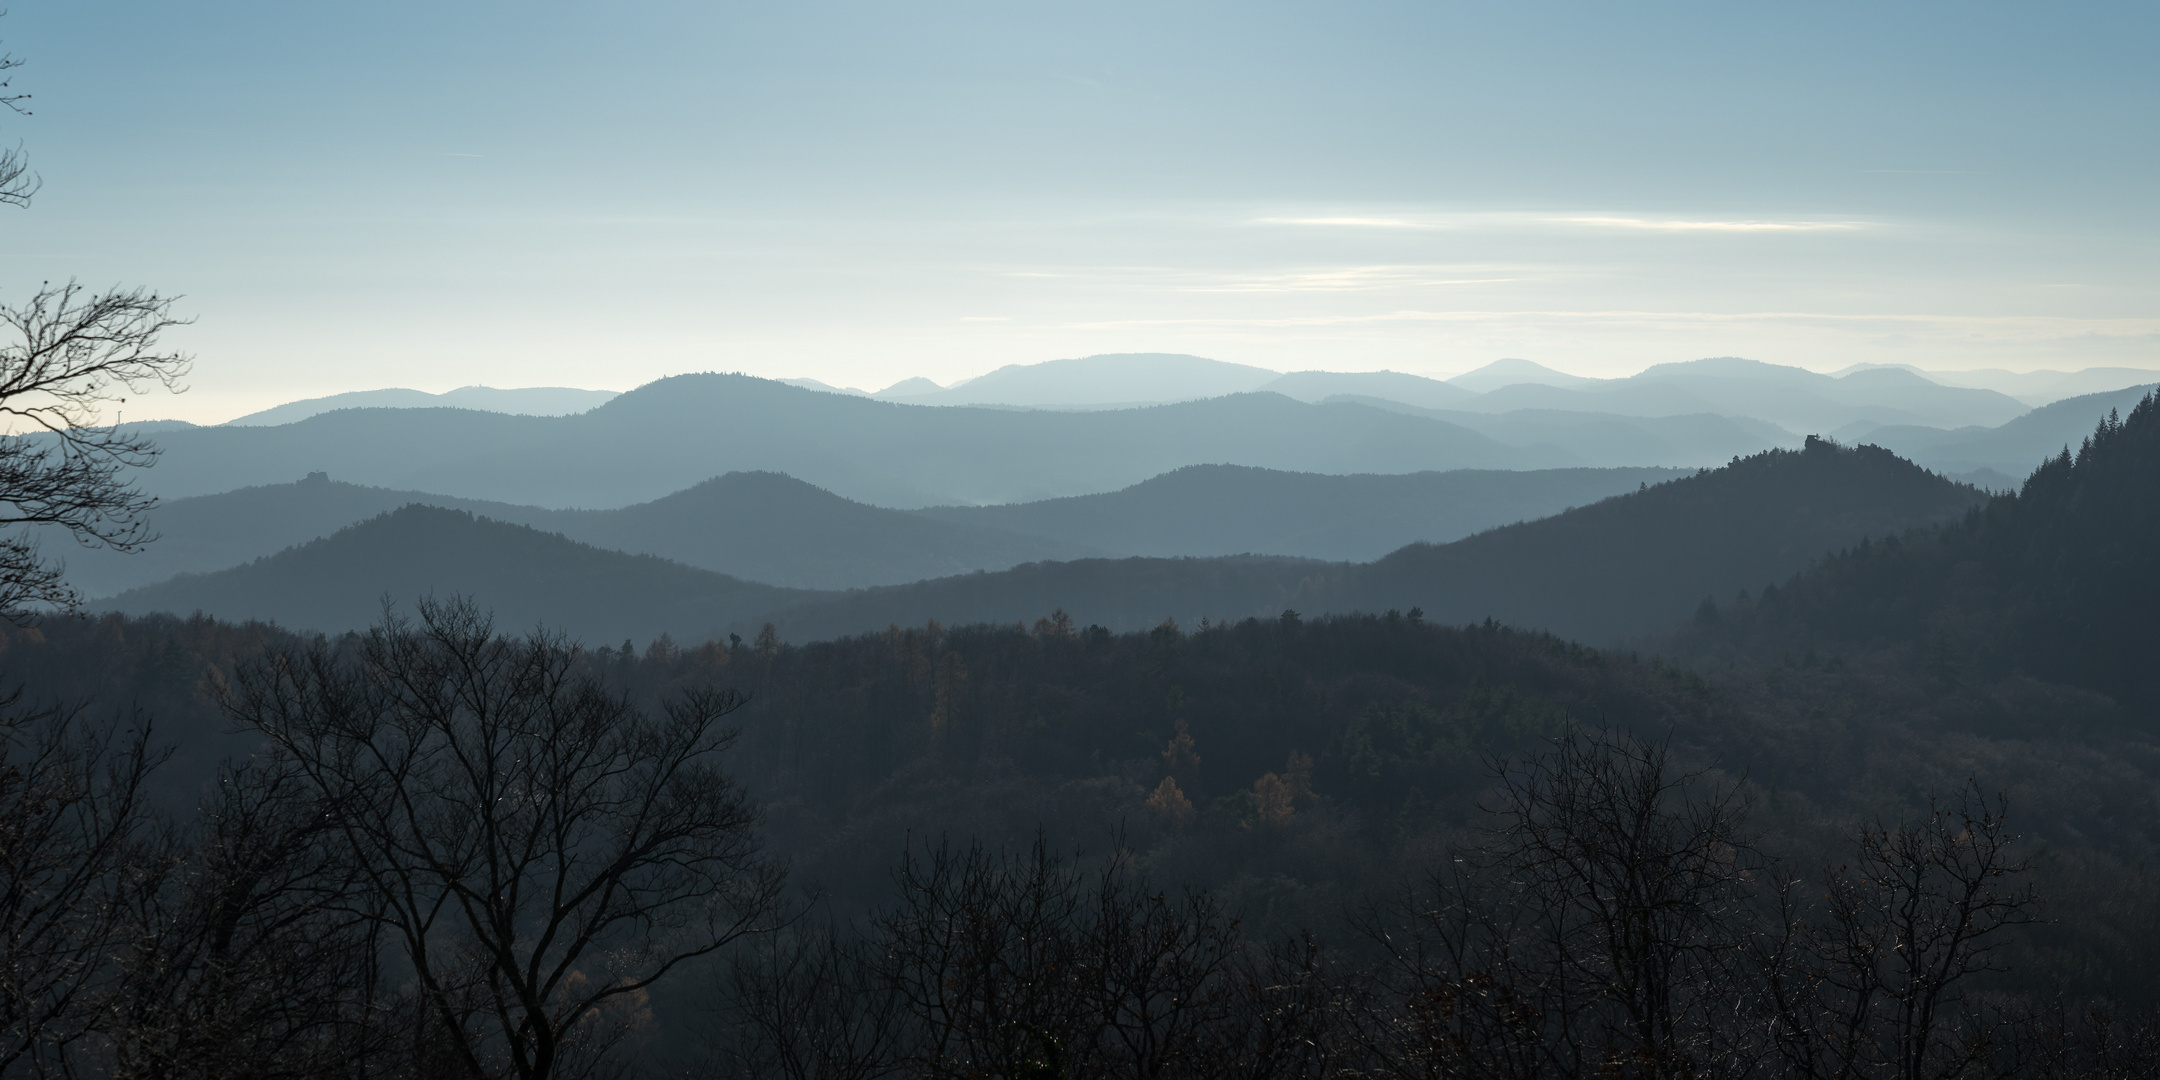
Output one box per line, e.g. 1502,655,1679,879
1254,212,1872,235
1181,265,1522,294
989,262,1537,295
1054,310,2160,342
1255,216,1442,229
1554,216,1868,233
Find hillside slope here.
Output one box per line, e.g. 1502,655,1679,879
1343,437,1988,644
100,506,824,643
531,472,1099,588
1341,400,1797,467
755,441,1988,644
225,385,618,426
1683,391,2160,706
126,377,1561,508
918,464,1686,562
889,353,1278,406
58,471,1096,596
1257,370,1477,409
1861,382,2159,477
852,354,2032,430
53,475,539,598
1454,357,2030,432
96,443,1992,651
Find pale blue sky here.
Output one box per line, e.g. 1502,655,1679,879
3,1,2155,422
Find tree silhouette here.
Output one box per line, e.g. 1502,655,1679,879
0,20,189,618
224,599,786,1080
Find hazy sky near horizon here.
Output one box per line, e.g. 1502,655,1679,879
2,1,2156,422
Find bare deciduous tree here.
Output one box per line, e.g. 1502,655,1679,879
1358,726,1769,1080
1767,783,2039,1080
1354,855,1552,1080
104,756,387,1080
1190,933,1347,1080
0,697,162,1076
223,599,787,1080
0,20,189,617
873,838,1097,1079
721,838,1343,1080
717,922,908,1080
1488,727,1767,1079
1076,855,1250,1079
0,27,37,209
0,281,191,616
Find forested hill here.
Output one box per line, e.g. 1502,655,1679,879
753,440,1987,645
60,466,1686,599
1343,436,1988,644
102,506,823,643
530,471,1099,588
1680,391,2160,706
57,470,1095,597
915,464,1686,562
96,441,1982,648
756,554,1336,643
1864,381,2160,479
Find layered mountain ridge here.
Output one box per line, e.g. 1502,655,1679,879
111,356,2151,512
102,441,1986,649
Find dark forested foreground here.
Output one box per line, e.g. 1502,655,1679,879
4,395,2159,1078
7,597,2160,1079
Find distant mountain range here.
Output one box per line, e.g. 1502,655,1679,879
60,465,1688,596
918,464,1684,562
1436,358,2030,433
1446,358,1606,393
224,385,620,426
114,379,1567,509
753,438,1988,645
108,355,2146,511
1685,389,2160,706
56,472,1096,597
1255,370,1482,410
823,353,2055,431
1336,437,1987,644
1335,401,1796,470
1868,365,2160,407
878,353,1282,407
101,441,1986,649
1848,383,2160,482
104,506,818,645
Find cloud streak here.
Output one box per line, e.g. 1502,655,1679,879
1255,216,1441,229
1179,265,1524,294
1254,211,1874,235
1553,216,1867,233
1054,308,2160,342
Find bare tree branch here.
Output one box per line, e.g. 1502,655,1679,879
1768,782,2039,1080
223,598,787,1080
0,280,190,618
103,755,391,1080
0,695,167,1076
0,37,38,208
1354,726,1772,1080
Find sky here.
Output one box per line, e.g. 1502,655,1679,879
2,1,2156,423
